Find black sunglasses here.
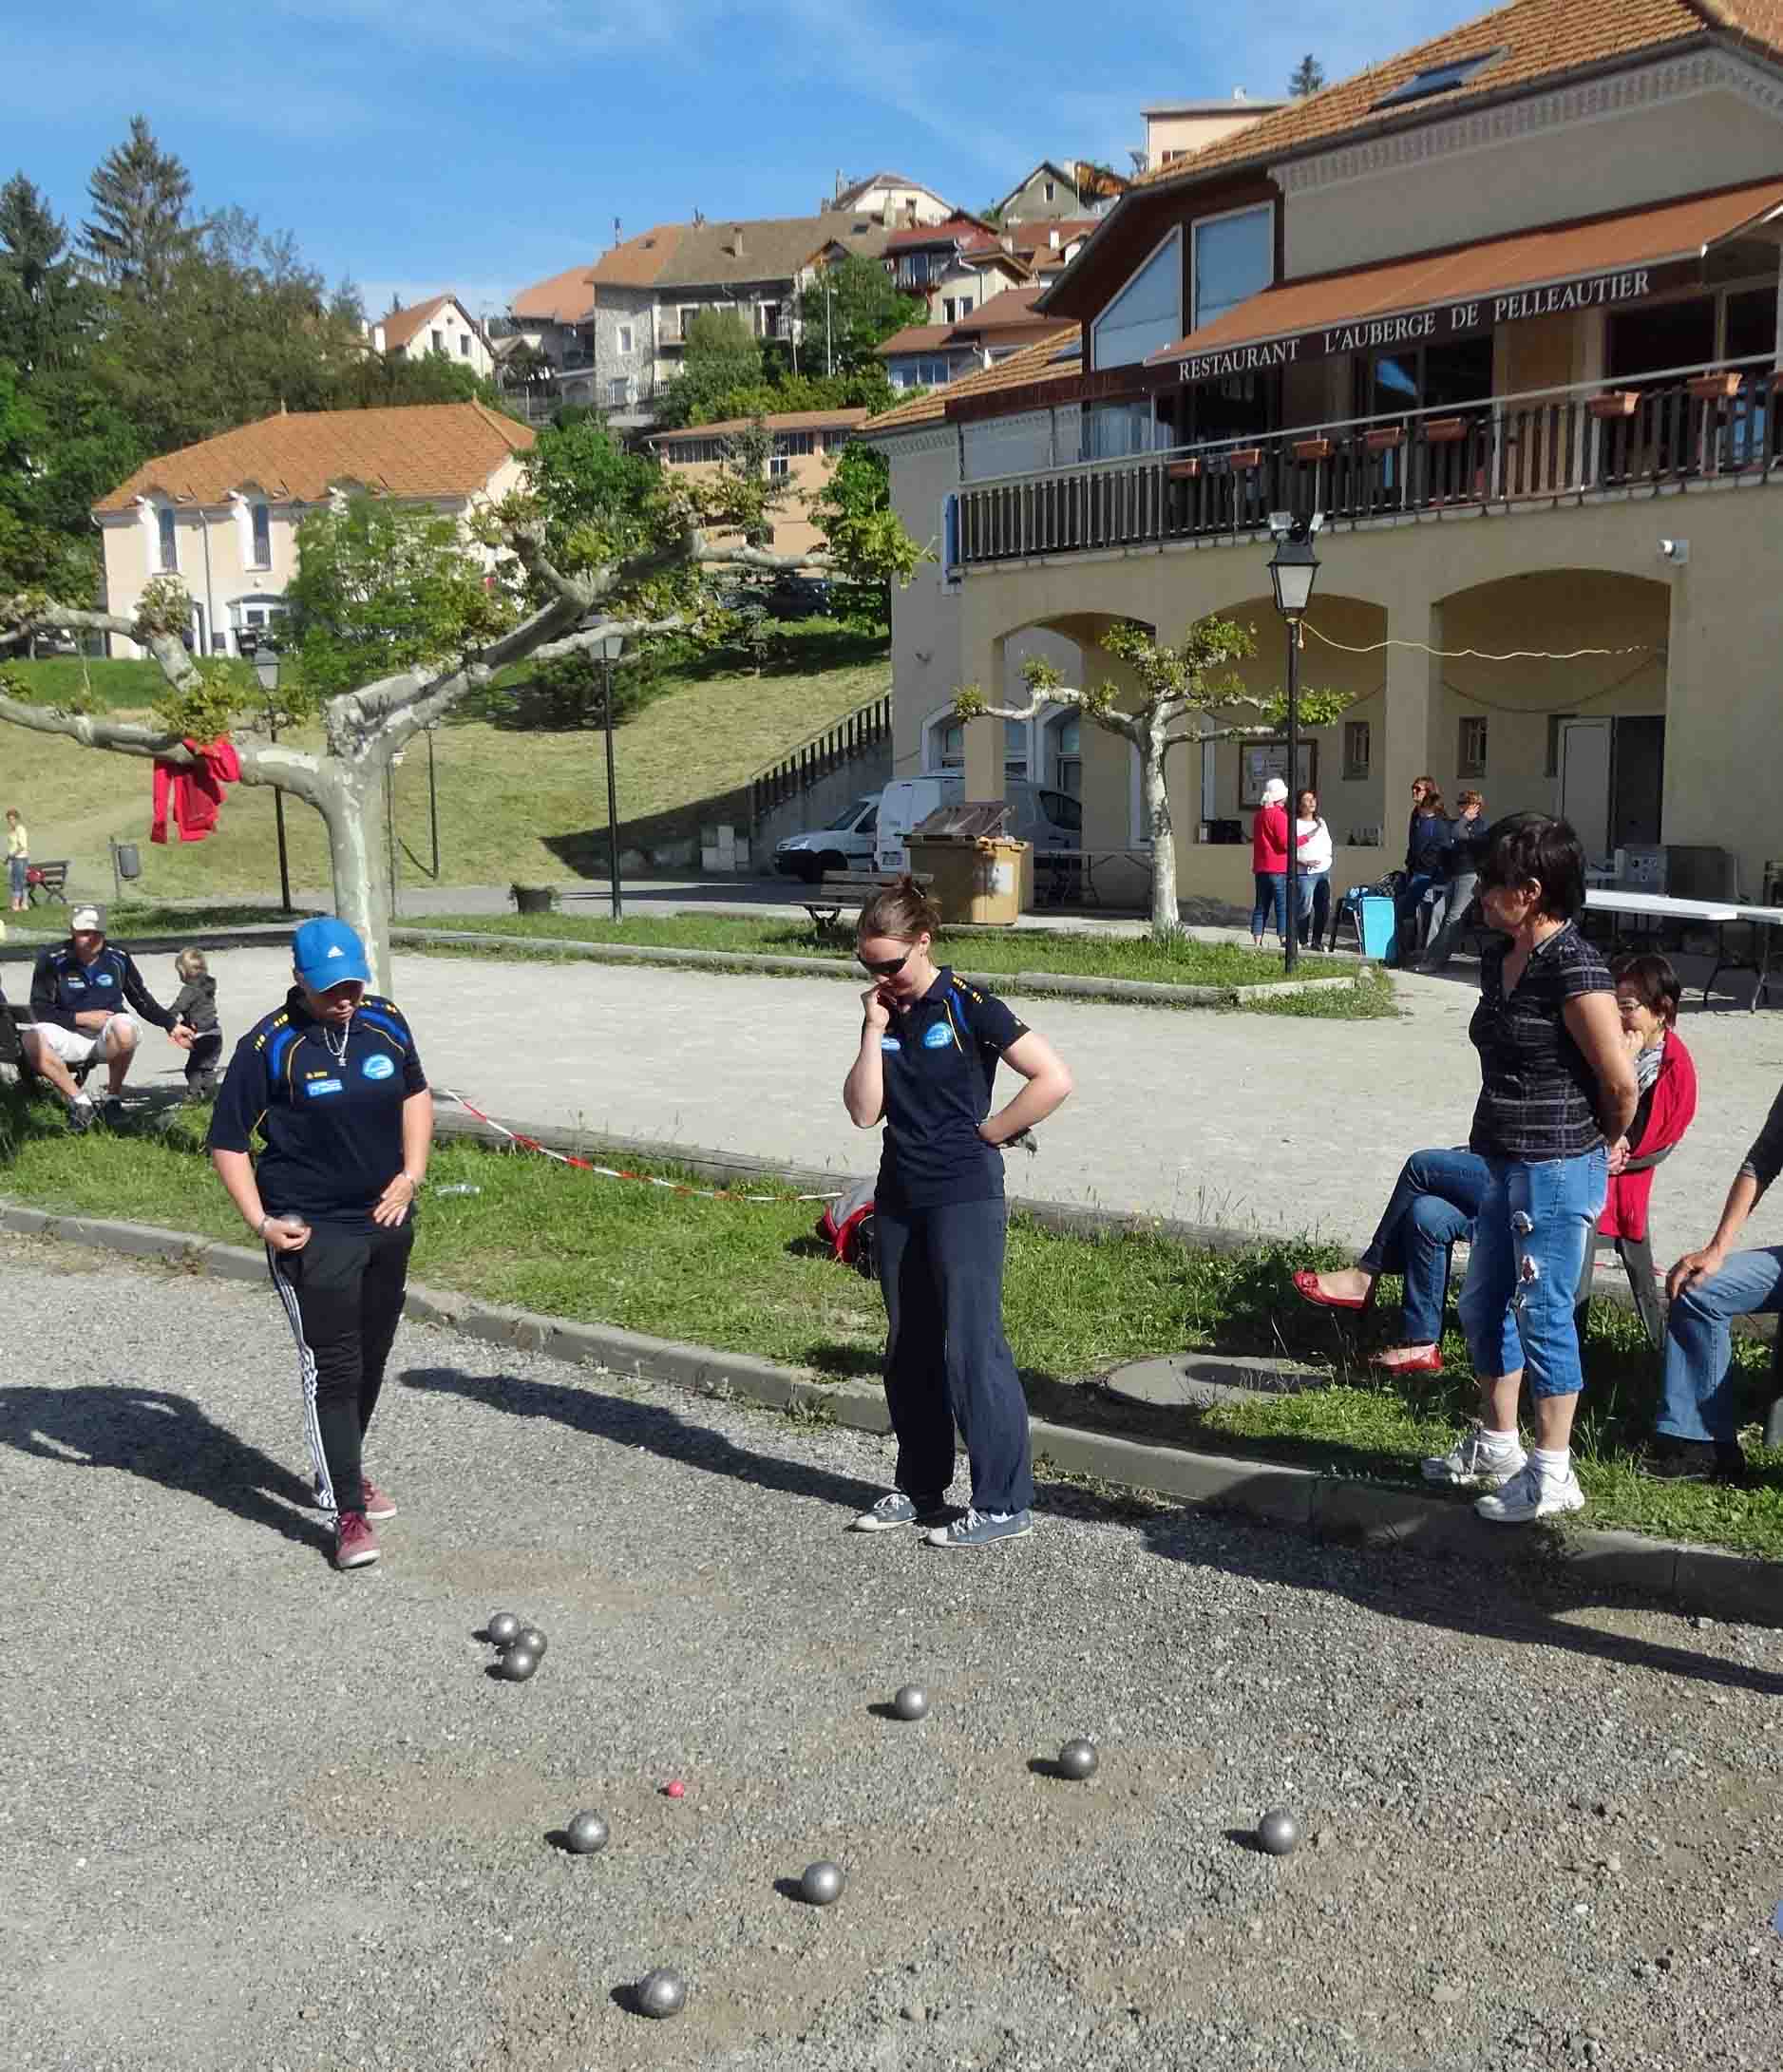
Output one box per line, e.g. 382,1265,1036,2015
858,947,913,979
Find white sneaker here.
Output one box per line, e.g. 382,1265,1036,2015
1420,1421,1527,1487
1474,1462,1586,1523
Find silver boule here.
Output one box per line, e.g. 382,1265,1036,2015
516,1625,547,1657
486,1611,522,1646
636,1967,687,2018
1057,1738,1098,1780
891,1684,928,1720
1257,1807,1300,1856
800,1859,844,1906
499,1644,540,1682
564,1812,609,1854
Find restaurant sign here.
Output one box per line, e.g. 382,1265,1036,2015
1175,261,1686,383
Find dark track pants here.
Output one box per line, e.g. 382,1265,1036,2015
270,1219,414,1513
876,1197,1034,1515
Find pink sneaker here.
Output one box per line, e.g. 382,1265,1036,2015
333,1511,380,1569
313,1476,397,1521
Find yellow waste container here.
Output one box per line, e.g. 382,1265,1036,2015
908,836,1030,925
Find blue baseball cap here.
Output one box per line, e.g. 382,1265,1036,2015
292,916,370,991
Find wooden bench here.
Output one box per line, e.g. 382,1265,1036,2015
26,859,70,905
799,870,934,940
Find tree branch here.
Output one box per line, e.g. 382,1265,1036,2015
974,685,1144,747
0,694,200,766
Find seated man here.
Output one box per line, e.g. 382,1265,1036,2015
26,904,192,1131
1651,1076,1783,1484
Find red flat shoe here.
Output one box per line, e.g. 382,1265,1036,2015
1292,1269,1375,1313
1369,1345,1444,1375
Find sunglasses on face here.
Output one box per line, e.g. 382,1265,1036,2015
858,948,913,979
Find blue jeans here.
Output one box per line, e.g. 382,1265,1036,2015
1422,871,1479,967
1658,1246,1783,1442
1297,871,1331,947
1458,1150,1607,1397
1393,872,1438,960
876,1197,1033,1514
1251,872,1287,942
7,855,25,900
1358,1148,1487,1344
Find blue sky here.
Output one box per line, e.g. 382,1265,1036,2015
7,1,1464,320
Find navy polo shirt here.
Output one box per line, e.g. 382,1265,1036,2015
208,989,427,1229
876,968,1028,1212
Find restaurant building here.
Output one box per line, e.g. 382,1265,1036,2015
863,0,1783,912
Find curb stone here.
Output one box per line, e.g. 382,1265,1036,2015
1,1201,1774,1626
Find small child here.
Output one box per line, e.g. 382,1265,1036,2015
172,947,222,1101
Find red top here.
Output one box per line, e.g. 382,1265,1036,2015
1598,1032,1698,1242
1251,803,1289,872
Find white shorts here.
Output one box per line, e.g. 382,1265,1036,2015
30,1014,140,1066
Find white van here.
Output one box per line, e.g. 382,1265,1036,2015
771,794,880,883
876,776,1081,873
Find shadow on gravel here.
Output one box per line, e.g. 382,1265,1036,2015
400,1362,886,1511
1137,1512,1783,1700
0,1384,330,1552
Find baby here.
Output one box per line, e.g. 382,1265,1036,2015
172,948,222,1101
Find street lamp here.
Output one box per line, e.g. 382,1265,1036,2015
593,632,625,922
1265,513,1322,974
253,642,294,914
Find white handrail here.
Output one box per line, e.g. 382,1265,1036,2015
958,352,1776,494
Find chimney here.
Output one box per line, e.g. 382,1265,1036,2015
731,224,745,257
1000,232,1015,253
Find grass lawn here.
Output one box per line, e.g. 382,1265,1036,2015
3,1083,1775,1557
0,628,888,908
407,911,1394,1017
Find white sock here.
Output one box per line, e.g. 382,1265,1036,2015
1531,1445,1570,1480
71,1093,94,1109
1479,1426,1520,1454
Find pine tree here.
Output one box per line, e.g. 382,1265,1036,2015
80,115,204,295
1289,54,1326,97
0,174,91,375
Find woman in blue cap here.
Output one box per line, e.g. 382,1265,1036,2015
208,918,431,1570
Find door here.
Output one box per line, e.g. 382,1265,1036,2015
1560,718,1613,863
1611,716,1665,850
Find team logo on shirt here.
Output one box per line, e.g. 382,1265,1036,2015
921,1021,953,1050
361,1053,395,1080
306,1078,344,1096
96,973,114,986
880,1036,901,1052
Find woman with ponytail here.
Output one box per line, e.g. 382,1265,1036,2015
842,877,1073,1549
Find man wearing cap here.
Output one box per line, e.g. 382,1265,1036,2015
208,917,431,1572
27,905,193,1130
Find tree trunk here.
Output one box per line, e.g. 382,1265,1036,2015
1141,726,1180,936
314,767,393,992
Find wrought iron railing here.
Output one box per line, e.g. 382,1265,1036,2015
955,357,1780,568
750,693,893,820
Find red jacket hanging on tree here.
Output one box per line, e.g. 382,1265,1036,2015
151,737,241,844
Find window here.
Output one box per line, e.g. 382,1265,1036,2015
768,453,790,480
1091,227,1182,370
1373,47,1506,111
677,305,699,341
942,295,973,322
617,323,634,354
1162,148,1190,166
1365,333,1493,416
250,502,271,568
1545,713,1576,779
607,375,630,406
1459,716,1489,778
933,717,965,769
459,333,471,356
1342,719,1371,780
1192,203,1271,330
1048,713,1082,796
777,431,816,456
1043,180,1056,202
430,328,444,353
157,506,177,572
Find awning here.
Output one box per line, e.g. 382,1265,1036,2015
1148,179,1783,382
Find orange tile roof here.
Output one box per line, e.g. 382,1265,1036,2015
1133,0,1770,188
877,323,966,355
377,295,453,350
862,330,1083,432
1147,177,1783,364
94,403,535,513
587,224,685,289
512,263,599,323
654,408,872,441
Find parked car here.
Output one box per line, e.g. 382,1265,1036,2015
875,775,1080,874
771,793,881,883
766,574,833,621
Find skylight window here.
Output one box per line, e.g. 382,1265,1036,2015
1373,46,1507,111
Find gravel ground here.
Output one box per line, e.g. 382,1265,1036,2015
5,1233,1782,2072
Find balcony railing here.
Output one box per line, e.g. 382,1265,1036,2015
955,357,1782,569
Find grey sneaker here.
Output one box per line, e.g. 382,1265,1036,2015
1475,1463,1585,1524
850,1491,947,1532
1420,1422,1527,1487
66,1098,95,1134
924,1507,1034,1549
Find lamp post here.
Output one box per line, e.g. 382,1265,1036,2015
253,643,294,913
595,632,624,921
1265,513,1322,975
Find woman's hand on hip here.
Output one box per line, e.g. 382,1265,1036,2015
261,1217,311,1253
372,1172,419,1227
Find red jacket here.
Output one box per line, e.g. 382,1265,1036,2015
151,737,241,844
1599,1032,1697,1243
1251,803,1289,872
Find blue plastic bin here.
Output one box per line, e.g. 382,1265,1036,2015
1358,894,1396,960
